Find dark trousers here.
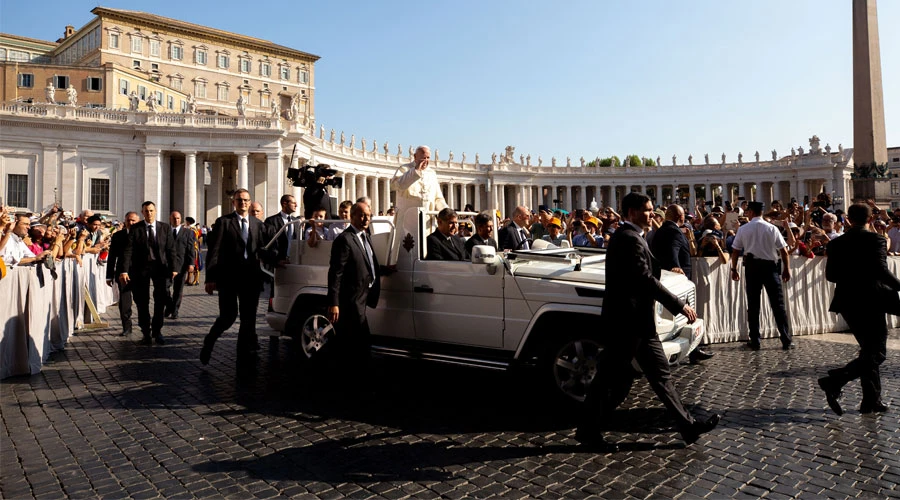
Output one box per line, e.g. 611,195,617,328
204,279,261,353
132,269,171,337
745,259,791,345
580,330,694,432
117,280,134,332
829,309,888,404
169,270,187,314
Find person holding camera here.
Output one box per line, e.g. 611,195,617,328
1,213,54,266
729,201,794,351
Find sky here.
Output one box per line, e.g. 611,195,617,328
1,0,897,164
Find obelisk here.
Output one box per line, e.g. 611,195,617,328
851,0,889,201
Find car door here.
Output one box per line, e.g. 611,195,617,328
412,259,504,348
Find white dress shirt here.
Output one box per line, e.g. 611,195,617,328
1,232,36,265
731,216,787,261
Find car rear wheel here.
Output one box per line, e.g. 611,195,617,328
298,311,336,359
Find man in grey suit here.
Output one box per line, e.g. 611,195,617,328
819,203,900,415
166,211,197,320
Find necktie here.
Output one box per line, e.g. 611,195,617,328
285,216,293,253
520,228,530,250
362,232,376,287
173,227,178,238
241,217,249,258
148,224,158,261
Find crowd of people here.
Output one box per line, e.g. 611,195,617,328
1,145,894,449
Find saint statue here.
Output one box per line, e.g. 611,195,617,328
538,156,543,167
397,144,402,156
384,141,389,155
491,152,497,165
754,151,760,162
672,154,677,166
448,150,454,162
129,91,140,111
329,129,336,143
372,139,377,152
350,134,355,150
462,152,467,164
771,149,777,160
738,152,743,164
704,153,709,164
147,92,159,113
186,93,197,114
45,83,56,104
271,99,281,118
320,125,325,139
551,157,557,167
580,156,585,167
688,154,693,165
566,157,571,167
66,84,77,106
721,153,726,164
361,138,367,151
236,95,246,116
340,131,345,145
526,154,531,166
475,153,480,164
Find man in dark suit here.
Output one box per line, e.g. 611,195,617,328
106,211,139,336
327,201,380,369
264,194,298,263
200,188,269,365
426,208,466,261
577,192,719,450
819,202,900,415
119,201,179,345
650,204,713,364
465,211,498,259
499,205,532,251
166,211,197,319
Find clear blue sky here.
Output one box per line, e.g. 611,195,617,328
2,0,897,163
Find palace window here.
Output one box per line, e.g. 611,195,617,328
170,44,183,61
17,73,34,88
149,39,160,57
170,75,183,91
216,84,229,102
217,53,229,69
130,35,142,54
195,48,207,65
194,80,207,98
8,50,29,62
54,76,69,89
154,90,163,103
89,178,110,211
137,85,147,100
109,33,120,49
119,79,129,95
298,67,309,84
86,77,102,91
133,59,142,69
892,182,900,196
239,58,251,73
260,92,270,107
260,61,271,78
6,174,28,208
167,95,174,110
279,65,290,80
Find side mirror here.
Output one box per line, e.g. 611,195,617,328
471,245,499,275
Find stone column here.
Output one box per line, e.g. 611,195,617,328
237,152,249,190
688,183,697,212
372,176,380,213
569,185,577,211
142,149,162,206
383,177,392,210
183,152,198,219
40,144,59,211
266,151,283,216
206,160,222,225
459,183,468,210
610,185,618,212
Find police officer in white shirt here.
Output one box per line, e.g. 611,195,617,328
729,201,794,350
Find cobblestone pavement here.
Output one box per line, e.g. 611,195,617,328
2,282,899,499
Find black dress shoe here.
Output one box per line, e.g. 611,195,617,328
680,414,720,445
199,345,212,365
817,377,843,416
782,343,796,350
170,312,179,319
746,341,761,351
153,334,166,345
139,336,153,346
859,401,888,414
689,348,714,364
121,328,132,337
574,428,619,453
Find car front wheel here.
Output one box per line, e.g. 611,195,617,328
545,335,604,404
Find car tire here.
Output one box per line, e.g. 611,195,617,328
540,333,605,407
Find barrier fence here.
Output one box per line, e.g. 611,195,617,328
1,255,898,379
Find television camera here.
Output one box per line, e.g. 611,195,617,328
287,163,344,219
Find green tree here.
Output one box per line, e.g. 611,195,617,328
624,154,641,167
643,157,656,167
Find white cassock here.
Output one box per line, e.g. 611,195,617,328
389,162,447,265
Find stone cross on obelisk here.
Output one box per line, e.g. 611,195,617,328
851,0,889,201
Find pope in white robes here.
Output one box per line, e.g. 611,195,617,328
389,145,447,265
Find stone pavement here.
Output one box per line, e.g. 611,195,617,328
1,282,899,499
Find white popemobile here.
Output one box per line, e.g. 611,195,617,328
265,209,704,404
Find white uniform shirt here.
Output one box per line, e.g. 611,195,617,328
1,232,36,265
888,227,900,253
731,216,787,261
